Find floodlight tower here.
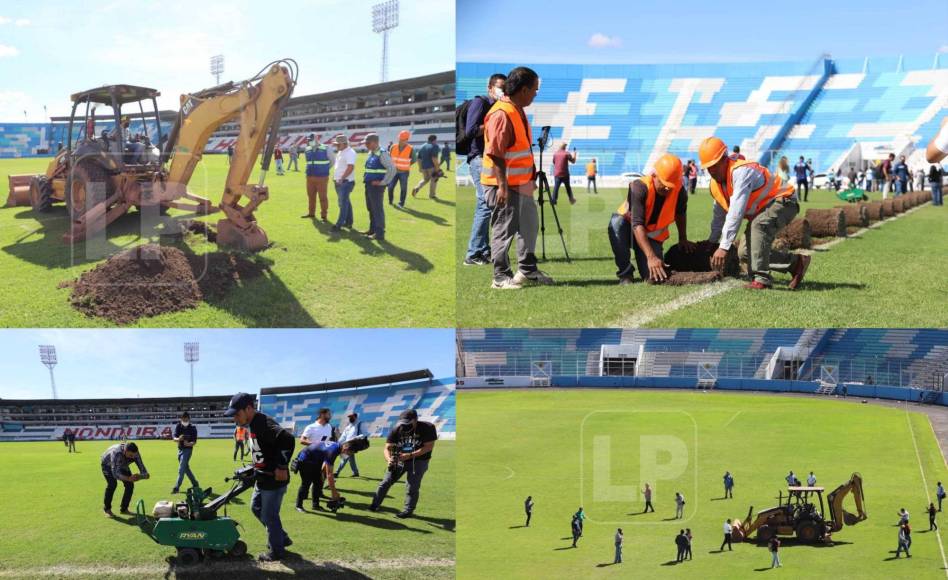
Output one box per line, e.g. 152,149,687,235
184,342,199,397
372,0,399,83
210,55,225,85
38,345,58,400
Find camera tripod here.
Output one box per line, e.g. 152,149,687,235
535,126,571,262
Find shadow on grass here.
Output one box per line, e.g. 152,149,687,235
786,281,867,292
313,220,434,273
596,562,619,567
397,205,450,227
660,560,681,566
429,197,455,207
509,525,528,529
553,546,576,551
306,501,432,534
167,551,373,579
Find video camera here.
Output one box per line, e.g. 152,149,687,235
537,125,551,151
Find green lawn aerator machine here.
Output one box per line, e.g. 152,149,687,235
136,464,258,566
837,187,869,202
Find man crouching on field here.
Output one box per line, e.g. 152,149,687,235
101,441,149,517
699,137,810,290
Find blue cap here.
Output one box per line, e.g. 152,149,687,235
224,392,255,416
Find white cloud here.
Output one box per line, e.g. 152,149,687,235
15,18,30,27
588,33,622,49
0,44,19,58
939,45,948,53
0,16,10,25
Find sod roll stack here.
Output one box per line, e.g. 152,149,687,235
805,208,846,237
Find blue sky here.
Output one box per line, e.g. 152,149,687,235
0,329,455,400
458,0,947,64
0,0,454,121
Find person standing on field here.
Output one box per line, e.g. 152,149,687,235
525,495,534,527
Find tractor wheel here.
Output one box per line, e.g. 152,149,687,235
66,161,114,220
229,540,247,557
29,176,54,213
796,520,822,543
756,525,774,544
176,547,201,567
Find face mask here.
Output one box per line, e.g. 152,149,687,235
491,87,504,100
181,420,190,427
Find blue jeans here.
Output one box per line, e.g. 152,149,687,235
932,183,943,206
388,171,409,205
614,544,622,563
896,178,907,194
365,183,385,239
251,484,290,555
607,213,664,280
175,447,199,489
334,180,354,228
465,156,491,260
335,453,359,476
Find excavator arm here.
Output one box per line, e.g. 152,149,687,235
158,59,297,250
826,472,867,532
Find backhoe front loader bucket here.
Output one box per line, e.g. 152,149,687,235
216,219,268,252
6,175,33,207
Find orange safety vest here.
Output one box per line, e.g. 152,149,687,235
235,426,247,440
586,162,597,177
616,176,679,242
710,159,793,219
481,100,535,187
389,143,413,172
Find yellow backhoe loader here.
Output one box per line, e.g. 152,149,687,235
732,472,867,544
7,59,297,251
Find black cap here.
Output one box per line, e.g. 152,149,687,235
224,392,255,416
397,409,418,425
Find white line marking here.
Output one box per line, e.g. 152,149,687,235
905,409,948,576
503,465,516,480
723,410,742,428
611,201,930,326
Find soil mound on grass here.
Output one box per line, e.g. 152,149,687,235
653,240,739,285
64,244,265,324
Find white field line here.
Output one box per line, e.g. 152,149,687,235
723,410,743,428
0,558,456,578
906,409,948,576
611,201,930,327
503,465,516,480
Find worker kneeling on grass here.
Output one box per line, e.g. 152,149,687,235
101,441,149,517
699,136,810,290
608,153,695,285
292,435,370,512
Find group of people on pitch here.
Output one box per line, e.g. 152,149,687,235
99,395,438,562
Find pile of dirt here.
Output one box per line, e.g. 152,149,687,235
864,201,884,222
805,208,846,237
664,240,741,277
64,244,265,324
837,204,869,228
773,218,811,251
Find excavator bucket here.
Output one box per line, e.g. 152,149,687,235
6,175,33,207
216,219,268,252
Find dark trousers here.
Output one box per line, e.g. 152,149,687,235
388,171,409,205
931,516,938,531
725,486,733,498
372,459,429,512
296,463,323,508
608,214,664,281
688,178,697,194
551,176,573,204
676,546,684,562
525,511,532,526
939,495,944,511
644,500,654,512
721,533,732,551
234,440,245,461
102,465,133,511
797,179,809,201
686,543,692,559
572,531,581,546
587,176,597,193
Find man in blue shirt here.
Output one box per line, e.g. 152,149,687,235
440,142,452,171
171,412,199,494
303,135,333,221
411,135,442,199
294,436,370,512
894,155,910,195
463,74,507,266
793,156,810,202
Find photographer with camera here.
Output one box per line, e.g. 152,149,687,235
225,392,295,562
482,66,553,290
411,135,443,200
171,411,199,494
608,153,694,285
101,441,149,517
369,409,437,519
293,435,370,512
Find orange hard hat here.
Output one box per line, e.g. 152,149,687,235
698,136,728,168
398,130,411,141
653,153,683,191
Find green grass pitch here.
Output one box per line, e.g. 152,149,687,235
457,389,948,579
455,180,948,327
0,438,454,579
0,154,455,327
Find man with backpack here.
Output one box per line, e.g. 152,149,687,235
458,73,507,267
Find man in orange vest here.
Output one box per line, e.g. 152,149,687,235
482,66,552,289
608,154,695,284
586,158,598,193
388,130,414,207
699,137,810,290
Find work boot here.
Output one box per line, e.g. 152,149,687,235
368,501,381,512
120,508,132,515
744,280,771,290
295,504,305,513
103,509,114,518
788,254,811,290
395,509,414,519
513,270,554,286
172,487,179,494
618,276,635,286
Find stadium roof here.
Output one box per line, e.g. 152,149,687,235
0,394,233,406
260,369,434,395
288,71,454,106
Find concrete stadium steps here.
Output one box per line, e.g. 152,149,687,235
815,329,948,384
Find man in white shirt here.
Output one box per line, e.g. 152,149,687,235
807,471,817,487
721,519,733,551
675,492,685,519
334,412,364,477
331,135,357,232
300,408,333,445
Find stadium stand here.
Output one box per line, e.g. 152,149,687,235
457,329,948,397
259,370,456,440
1,71,454,158
456,54,948,184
